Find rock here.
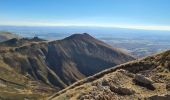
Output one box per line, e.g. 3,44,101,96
110,85,135,95
117,69,135,78
166,84,170,91
134,74,155,90
145,94,170,100
135,74,153,84
101,79,110,86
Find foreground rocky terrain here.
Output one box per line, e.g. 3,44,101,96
50,50,170,100
0,33,134,99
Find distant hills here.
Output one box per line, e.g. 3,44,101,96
1,26,170,58
0,31,20,42
50,49,170,100
0,33,134,99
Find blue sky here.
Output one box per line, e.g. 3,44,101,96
0,0,170,30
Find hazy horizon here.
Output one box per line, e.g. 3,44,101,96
0,0,170,31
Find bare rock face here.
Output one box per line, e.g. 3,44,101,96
134,74,155,90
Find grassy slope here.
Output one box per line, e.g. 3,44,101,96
0,51,56,100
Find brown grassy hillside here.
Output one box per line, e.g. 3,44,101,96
0,59,55,100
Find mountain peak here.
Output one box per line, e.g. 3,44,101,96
63,33,94,40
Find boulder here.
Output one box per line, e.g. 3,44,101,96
110,85,135,95
135,74,153,84
134,74,155,90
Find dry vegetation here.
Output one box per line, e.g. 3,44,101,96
0,58,55,100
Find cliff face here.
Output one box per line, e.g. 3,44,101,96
50,50,170,100
0,33,134,90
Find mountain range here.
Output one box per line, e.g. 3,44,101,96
0,33,134,100
1,32,169,100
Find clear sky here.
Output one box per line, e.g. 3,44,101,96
0,0,170,30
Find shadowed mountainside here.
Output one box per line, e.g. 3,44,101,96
50,49,170,100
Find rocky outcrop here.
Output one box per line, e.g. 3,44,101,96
110,85,135,95
134,74,155,90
